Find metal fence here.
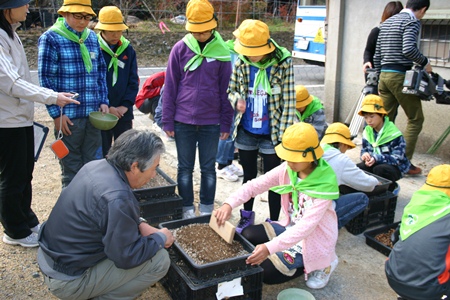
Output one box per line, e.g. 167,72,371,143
25,0,297,30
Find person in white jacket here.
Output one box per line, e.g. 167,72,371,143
321,122,379,229
0,0,78,248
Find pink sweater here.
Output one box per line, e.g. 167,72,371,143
225,162,338,273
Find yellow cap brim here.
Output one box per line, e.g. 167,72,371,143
94,23,128,31
421,183,450,197
58,5,96,16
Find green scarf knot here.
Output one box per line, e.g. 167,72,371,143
363,116,403,154
400,190,450,240
269,159,339,213
239,39,291,96
182,31,231,72
97,33,130,86
50,17,92,73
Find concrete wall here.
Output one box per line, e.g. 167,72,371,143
325,0,450,159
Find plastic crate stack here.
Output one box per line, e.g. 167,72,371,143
345,191,397,235
159,215,264,300
133,168,183,226
162,249,263,300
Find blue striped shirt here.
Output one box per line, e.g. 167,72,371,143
38,20,108,119
374,10,428,74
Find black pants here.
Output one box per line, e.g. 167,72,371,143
356,162,401,191
0,126,38,239
238,150,281,220
242,224,304,284
101,120,133,157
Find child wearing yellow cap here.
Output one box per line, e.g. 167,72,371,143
357,94,410,194
295,85,328,139
95,6,139,157
321,122,379,228
162,0,234,219
38,0,109,187
215,122,339,289
228,19,296,231
386,164,450,299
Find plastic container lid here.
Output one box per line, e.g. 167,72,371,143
277,288,315,300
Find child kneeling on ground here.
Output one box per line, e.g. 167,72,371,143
215,122,339,288
357,95,410,194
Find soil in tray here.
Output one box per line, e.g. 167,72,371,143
375,228,396,249
173,224,249,265
136,172,169,190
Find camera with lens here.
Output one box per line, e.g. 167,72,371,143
402,65,450,105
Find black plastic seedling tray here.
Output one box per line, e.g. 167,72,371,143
364,222,400,256
160,215,257,279
133,167,177,199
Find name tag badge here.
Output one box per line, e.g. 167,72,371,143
206,58,216,63
117,60,125,69
90,52,97,60
381,146,389,153
272,86,281,95
304,199,313,209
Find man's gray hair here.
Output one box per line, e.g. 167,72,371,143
107,129,165,172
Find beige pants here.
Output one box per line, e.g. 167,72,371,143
43,249,170,300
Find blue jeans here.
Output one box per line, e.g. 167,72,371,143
174,122,220,212
334,192,369,229
216,122,235,165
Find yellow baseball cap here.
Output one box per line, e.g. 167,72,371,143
421,164,450,197
275,123,324,163
58,0,96,16
234,19,275,57
295,85,313,109
321,122,356,149
95,6,128,31
185,0,217,32
358,94,387,116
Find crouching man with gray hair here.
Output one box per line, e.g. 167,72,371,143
37,130,174,300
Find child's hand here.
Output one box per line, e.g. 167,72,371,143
365,156,376,167
246,244,269,265
214,204,232,226
361,153,371,162
236,99,246,113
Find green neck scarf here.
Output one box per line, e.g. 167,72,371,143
321,143,334,152
239,39,291,96
97,33,130,86
400,190,450,240
50,17,92,73
225,39,236,54
363,116,402,154
270,159,339,212
296,97,323,121
182,31,231,72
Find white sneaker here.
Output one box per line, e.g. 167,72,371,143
217,166,239,182
306,257,338,289
182,209,196,219
3,232,39,248
228,163,244,177
30,224,41,234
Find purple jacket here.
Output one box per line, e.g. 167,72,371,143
162,39,233,133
